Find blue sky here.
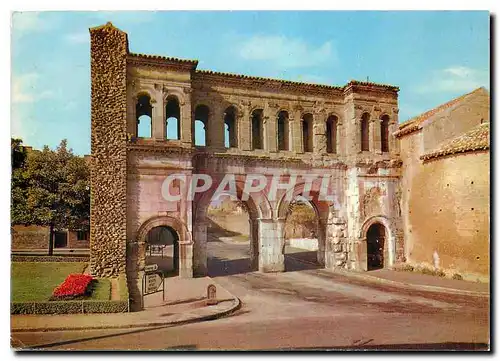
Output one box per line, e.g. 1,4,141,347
11,11,489,155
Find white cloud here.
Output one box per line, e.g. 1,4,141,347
239,35,336,68
415,66,489,94
11,12,54,35
65,31,89,44
12,73,53,104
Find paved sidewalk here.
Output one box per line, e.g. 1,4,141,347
331,268,489,296
11,277,240,332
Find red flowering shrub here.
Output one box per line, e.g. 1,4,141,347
52,274,93,300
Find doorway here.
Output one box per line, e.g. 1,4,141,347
145,226,179,276
366,223,385,270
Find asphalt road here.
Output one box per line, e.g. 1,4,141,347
11,240,490,351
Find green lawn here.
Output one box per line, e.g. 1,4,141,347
11,262,110,302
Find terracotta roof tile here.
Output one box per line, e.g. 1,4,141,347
395,87,487,137
128,52,199,66
194,69,345,90
420,122,490,161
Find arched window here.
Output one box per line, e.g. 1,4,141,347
361,113,370,152
302,113,313,153
277,111,289,151
380,114,390,153
194,105,210,146
251,109,264,150
224,106,238,148
166,96,180,140
326,115,338,154
136,93,152,138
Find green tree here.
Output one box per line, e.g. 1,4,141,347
11,138,27,170
11,140,90,255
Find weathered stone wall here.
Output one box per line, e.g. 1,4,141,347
406,152,489,279
398,90,490,279
11,225,49,250
67,231,90,249
89,23,129,277
422,88,490,153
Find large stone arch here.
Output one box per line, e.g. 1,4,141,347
191,178,272,276
275,181,335,266
358,215,396,269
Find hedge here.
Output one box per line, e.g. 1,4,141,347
11,300,129,315
12,255,90,263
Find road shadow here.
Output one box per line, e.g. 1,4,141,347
284,251,322,272
208,256,255,277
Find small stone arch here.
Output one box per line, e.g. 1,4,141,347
137,215,192,245
359,215,395,268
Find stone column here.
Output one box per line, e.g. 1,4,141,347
291,108,304,153
390,110,400,156
325,217,348,270
258,218,285,272
249,219,259,270
239,106,252,151
336,120,344,156
313,118,327,154
179,242,193,278
208,106,225,149
192,221,208,276
152,89,165,140
265,110,277,152
180,90,193,145
374,117,382,154
316,219,327,266
369,115,376,153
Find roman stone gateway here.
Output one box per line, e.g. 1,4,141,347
89,23,404,306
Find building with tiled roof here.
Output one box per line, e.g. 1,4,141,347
399,88,490,280
421,122,489,161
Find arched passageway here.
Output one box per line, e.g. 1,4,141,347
283,195,322,272
145,226,179,276
366,223,386,270
206,196,256,277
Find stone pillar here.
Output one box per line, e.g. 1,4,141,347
369,116,376,153
89,22,128,278
291,108,304,153
258,218,285,272
325,217,348,270
179,242,193,278
249,219,259,270
208,106,225,148
239,106,252,151
336,120,344,156
152,89,165,140
317,219,327,266
374,117,382,154
193,221,207,276
180,91,192,145
313,118,327,154
390,111,399,156
265,110,277,152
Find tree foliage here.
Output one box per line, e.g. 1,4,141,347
11,139,90,253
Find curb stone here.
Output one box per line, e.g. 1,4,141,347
12,296,241,333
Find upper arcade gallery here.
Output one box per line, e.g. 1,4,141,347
125,54,400,159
